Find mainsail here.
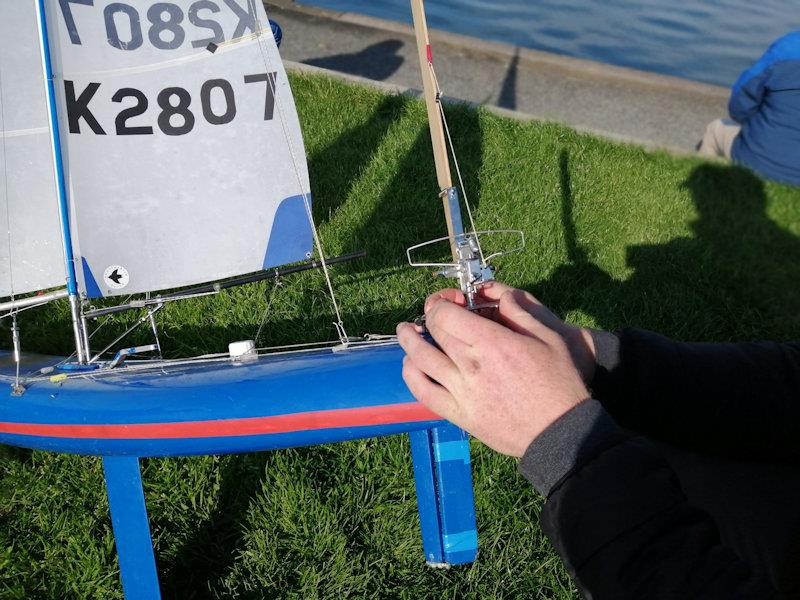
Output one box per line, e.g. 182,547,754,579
45,0,313,298
0,3,66,298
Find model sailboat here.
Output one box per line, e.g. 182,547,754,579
0,1,518,597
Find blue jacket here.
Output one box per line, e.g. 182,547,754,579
729,32,800,186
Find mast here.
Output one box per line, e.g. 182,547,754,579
34,0,89,363
409,0,464,262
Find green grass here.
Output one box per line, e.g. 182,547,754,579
3,72,800,598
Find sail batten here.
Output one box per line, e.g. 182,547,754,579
44,0,313,298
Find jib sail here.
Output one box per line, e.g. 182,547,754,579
0,3,66,298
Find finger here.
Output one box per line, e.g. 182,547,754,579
475,282,542,326
474,280,516,303
396,322,459,387
481,285,565,335
425,296,510,347
478,282,541,311
497,291,561,344
402,356,461,423
425,316,474,366
424,289,467,313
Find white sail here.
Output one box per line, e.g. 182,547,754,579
0,4,66,299
45,0,313,298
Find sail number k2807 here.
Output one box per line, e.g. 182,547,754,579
65,75,277,136
59,0,261,51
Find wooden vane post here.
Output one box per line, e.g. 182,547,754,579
410,0,462,262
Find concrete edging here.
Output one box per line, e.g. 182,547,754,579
284,60,691,154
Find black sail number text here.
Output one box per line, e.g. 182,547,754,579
58,0,258,51
64,74,277,136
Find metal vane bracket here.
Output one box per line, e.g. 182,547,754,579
407,188,525,309
408,234,490,307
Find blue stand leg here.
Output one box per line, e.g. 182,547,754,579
409,424,478,566
410,428,445,564
102,456,161,600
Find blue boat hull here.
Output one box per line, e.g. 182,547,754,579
0,344,444,457
0,343,479,596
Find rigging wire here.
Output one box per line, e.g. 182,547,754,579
254,275,282,345
144,291,162,359
247,1,351,344
11,313,20,386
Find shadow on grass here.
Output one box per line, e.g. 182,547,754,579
544,151,800,596
155,452,272,598
537,152,800,341
346,101,485,270
308,93,408,229
0,444,31,464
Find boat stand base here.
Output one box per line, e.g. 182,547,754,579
99,424,476,598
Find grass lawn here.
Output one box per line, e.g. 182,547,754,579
3,72,800,598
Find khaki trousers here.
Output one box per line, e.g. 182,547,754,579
698,118,741,158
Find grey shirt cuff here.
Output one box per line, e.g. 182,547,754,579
518,399,624,497
591,329,621,373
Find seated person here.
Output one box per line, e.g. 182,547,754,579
699,31,800,186
398,283,800,598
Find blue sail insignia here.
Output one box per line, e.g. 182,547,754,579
263,194,314,269
81,257,103,299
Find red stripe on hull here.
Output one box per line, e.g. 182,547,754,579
0,403,440,440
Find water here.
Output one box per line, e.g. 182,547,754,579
300,0,800,87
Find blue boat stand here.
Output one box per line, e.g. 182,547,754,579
410,425,478,566
103,456,161,599
101,424,476,598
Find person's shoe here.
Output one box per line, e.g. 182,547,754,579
270,19,283,48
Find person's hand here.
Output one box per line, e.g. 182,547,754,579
397,287,592,457
423,282,597,383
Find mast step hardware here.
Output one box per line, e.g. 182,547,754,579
406,230,525,307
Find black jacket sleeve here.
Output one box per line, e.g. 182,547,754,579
519,401,776,599
590,329,800,463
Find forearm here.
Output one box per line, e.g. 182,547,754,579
588,328,800,462
519,401,776,598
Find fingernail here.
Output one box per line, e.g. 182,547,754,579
424,294,443,313
425,296,447,315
